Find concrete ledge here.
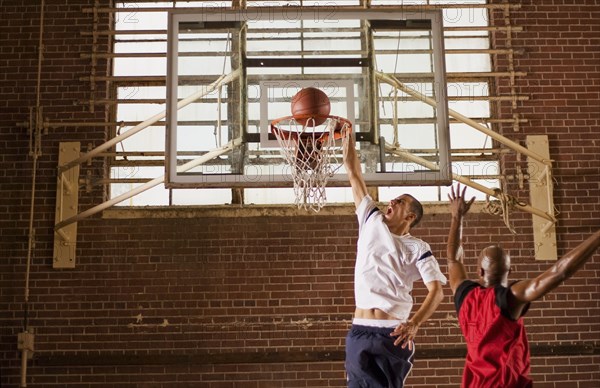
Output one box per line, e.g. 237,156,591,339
102,203,487,219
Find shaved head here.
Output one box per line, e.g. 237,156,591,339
478,245,511,287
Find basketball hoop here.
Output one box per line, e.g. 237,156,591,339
271,114,352,212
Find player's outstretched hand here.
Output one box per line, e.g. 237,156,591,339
448,183,475,218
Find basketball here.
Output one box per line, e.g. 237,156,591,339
291,87,331,126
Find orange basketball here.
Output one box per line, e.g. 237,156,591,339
291,87,331,126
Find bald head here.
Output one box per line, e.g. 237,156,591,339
478,245,511,287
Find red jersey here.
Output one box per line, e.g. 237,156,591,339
454,280,532,388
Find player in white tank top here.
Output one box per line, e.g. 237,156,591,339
343,131,447,387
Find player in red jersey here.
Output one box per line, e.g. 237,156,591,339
446,184,600,388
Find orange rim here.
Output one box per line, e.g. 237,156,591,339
270,115,352,143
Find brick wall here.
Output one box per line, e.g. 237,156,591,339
1,1,599,387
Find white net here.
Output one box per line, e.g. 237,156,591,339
271,116,351,212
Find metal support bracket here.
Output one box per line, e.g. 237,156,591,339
54,142,81,268
526,135,557,260
18,331,35,357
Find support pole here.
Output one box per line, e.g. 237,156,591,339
58,69,241,174
54,138,242,232
18,331,34,388
385,145,556,223
20,349,28,388
21,0,44,384
375,71,552,167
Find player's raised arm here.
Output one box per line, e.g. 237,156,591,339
391,279,444,349
510,230,600,306
342,131,369,209
446,184,475,294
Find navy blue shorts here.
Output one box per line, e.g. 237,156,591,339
345,324,415,388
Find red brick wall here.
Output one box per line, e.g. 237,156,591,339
1,1,599,387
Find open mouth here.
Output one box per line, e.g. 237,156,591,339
386,207,393,215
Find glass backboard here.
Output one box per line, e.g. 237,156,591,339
166,7,451,188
